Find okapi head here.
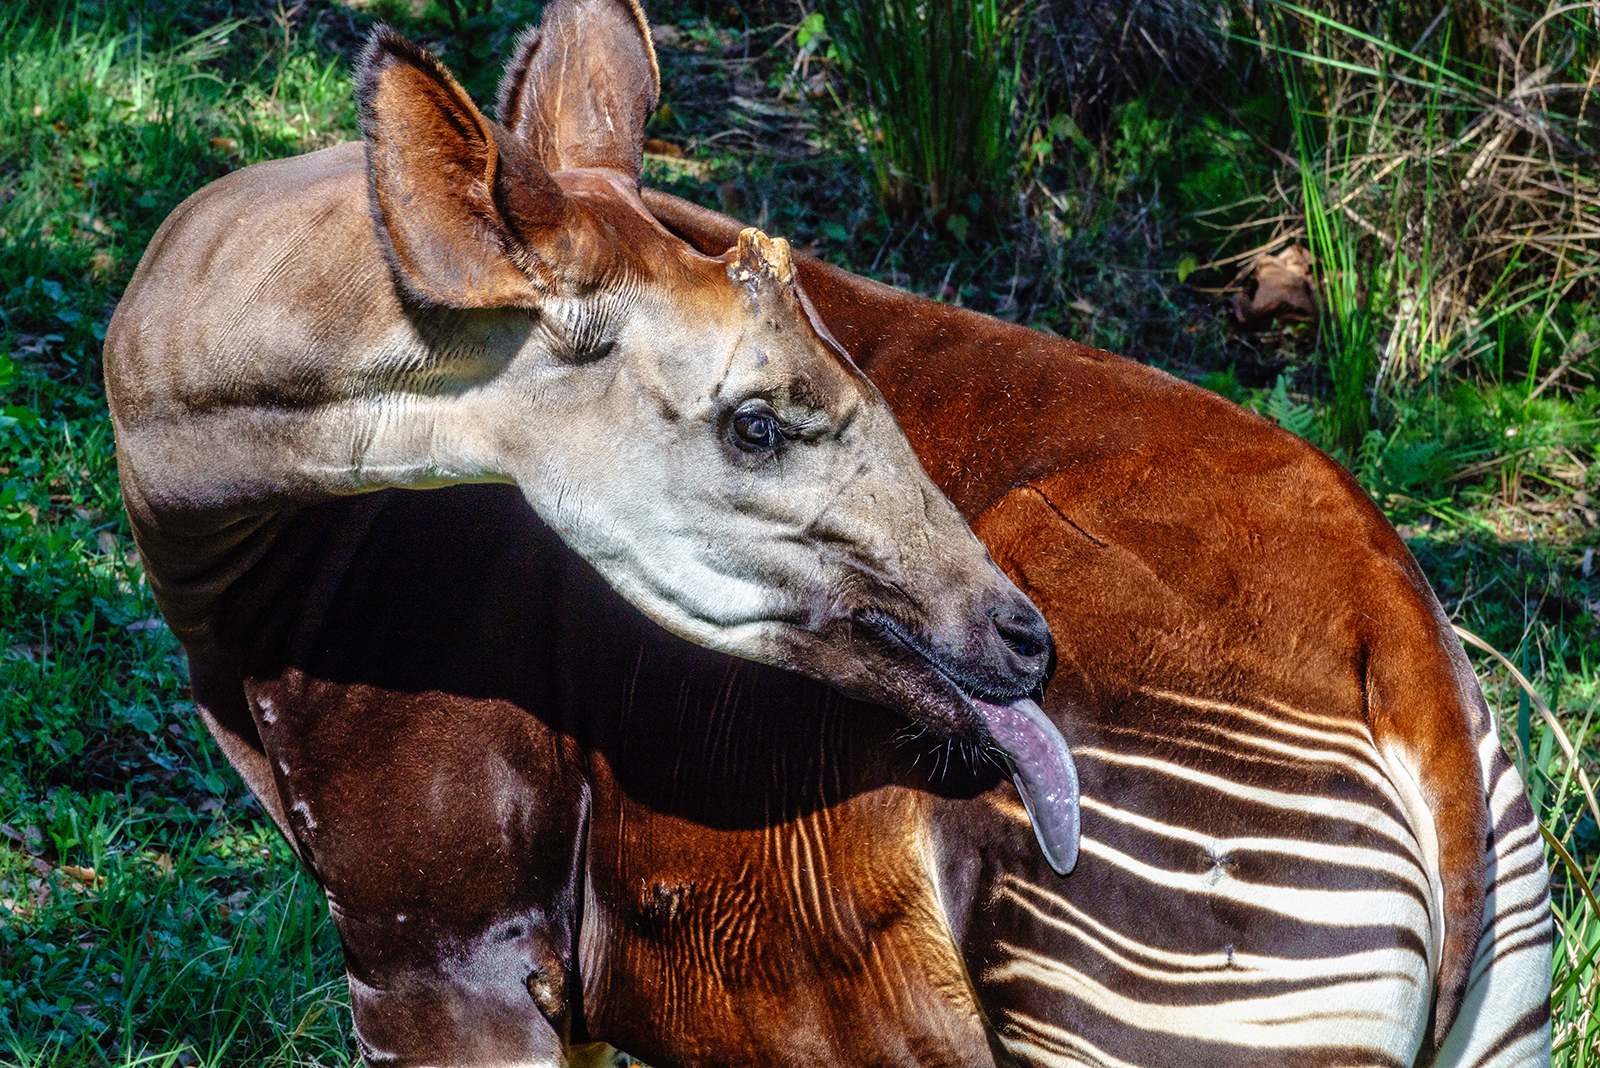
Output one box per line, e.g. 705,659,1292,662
107,0,1076,870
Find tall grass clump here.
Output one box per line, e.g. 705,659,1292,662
1246,0,1599,412
1282,50,1379,451
818,0,1030,227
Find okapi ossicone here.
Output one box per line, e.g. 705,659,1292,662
104,0,1551,1065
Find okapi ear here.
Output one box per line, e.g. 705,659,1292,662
357,27,567,308
494,0,660,179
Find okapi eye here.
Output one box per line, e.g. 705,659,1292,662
731,403,783,453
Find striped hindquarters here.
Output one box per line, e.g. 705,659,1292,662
964,684,1553,1068
969,689,1451,1068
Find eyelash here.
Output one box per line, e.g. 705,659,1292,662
730,402,786,453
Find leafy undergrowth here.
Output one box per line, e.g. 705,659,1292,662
0,0,1595,1064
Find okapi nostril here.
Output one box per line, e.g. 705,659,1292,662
993,611,1051,660
999,626,1047,659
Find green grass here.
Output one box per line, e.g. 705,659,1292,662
0,0,1594,1064
1,4,359,1063
817,0,1025,230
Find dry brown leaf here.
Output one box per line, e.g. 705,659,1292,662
642,138,685,159
59,864,104,889
1231,246,1320,329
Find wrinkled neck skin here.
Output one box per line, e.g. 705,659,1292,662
109,149,728,645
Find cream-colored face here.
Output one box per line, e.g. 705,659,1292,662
456,227,1047,735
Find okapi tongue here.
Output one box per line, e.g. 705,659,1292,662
977,698,1080,875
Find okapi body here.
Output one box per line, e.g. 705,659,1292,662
631,194,1556,1068
105,0,1552,1064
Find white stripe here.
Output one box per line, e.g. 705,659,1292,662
1087,725,1396,800
1078,796,1433,893
1190,721,1410,814
988,943,1428,1053
1076,832,1431,933
1139,688,1373,742
1073,747,1425,851
1374,742,1445,983
998,1012,1147,1068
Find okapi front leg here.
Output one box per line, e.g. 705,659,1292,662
251,672,587,1067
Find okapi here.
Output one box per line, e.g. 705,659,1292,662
103,0,1552,1065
